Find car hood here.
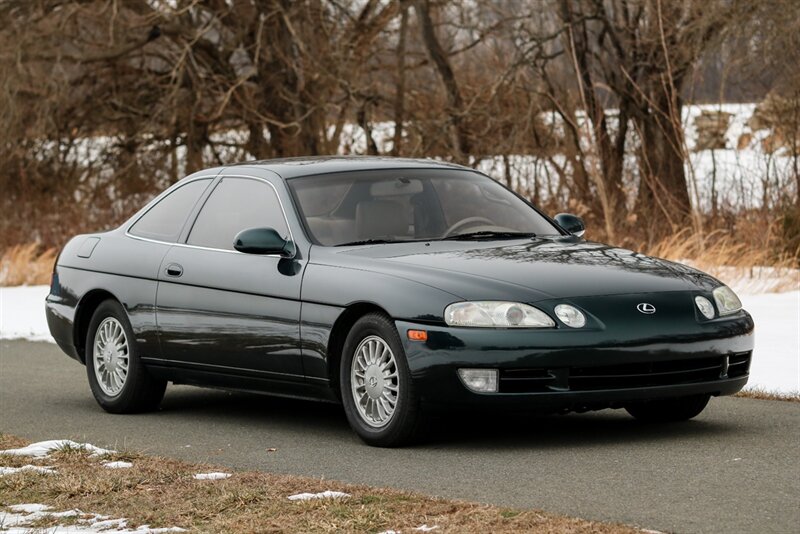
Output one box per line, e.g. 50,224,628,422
319,237,721,302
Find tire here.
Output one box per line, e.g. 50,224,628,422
625,394,710,423
340,313,422,447
85,300,166,413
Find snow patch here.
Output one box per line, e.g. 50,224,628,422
7,504,51,514
192,472,231,480
0,286,54,342
0,503,186,533
0,440,115,458
414,526,439,532
287,490,351,501
102,461,133,469
0,465,56,476
740,291,800,395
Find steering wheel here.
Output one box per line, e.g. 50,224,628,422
443,216,496,238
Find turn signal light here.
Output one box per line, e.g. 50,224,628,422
407,329,428,341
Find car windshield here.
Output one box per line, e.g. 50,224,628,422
287,169,561,246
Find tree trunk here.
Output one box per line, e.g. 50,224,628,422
246,122,270,160
391,1,409,156
560,1,625,240
635,97,691,242
413,0,470,161
185,121,207,174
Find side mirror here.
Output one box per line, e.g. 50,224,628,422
554,213,585,237
233,227,295,257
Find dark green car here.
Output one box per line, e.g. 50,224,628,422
46,157,754,447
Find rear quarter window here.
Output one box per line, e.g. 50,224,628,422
128,178,211,242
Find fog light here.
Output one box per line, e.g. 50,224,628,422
457,369,498,393
695,296,715,319
554,304,586,328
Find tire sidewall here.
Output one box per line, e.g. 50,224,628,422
340,314,417,445
86,300,140,410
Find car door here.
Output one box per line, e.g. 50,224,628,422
122,176,216,358
155,174,305,381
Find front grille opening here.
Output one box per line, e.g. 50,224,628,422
499,352,751,393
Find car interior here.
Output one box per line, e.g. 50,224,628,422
304,178,448,245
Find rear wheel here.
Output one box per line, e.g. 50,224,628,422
625,394,710,422
86,300,166,413
340,313,422,447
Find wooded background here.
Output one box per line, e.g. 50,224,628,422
1,0,798,259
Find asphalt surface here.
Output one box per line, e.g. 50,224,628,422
1,340,798,533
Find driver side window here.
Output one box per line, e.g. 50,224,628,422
187,177,289,251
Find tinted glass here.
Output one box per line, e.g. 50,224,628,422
187,177,289,250
287,169,560,246
129,179,211,242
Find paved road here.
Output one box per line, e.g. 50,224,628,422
2,340,798,533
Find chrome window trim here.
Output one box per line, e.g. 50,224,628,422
125,173,297,259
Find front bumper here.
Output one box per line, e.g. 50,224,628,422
396,310,754,411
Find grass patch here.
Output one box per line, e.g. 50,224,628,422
0,435,640,533
735,388,800,402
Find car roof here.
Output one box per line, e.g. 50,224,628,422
221,156,471,180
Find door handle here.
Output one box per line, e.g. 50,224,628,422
165,263,183,277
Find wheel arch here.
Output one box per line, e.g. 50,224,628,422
73,289,122,364
326,301,392,398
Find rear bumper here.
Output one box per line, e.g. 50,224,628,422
45,296,81,362
397,312,754,411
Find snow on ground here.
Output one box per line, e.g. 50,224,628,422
0,286,52,342
739,291,800,394
192,472,231,480
287,490,351,501
0,503,185,533
0,465,55,476
103,461,133,469
1,284,797,394
0,440,115,458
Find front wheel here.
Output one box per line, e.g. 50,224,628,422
86,300,166,413
625,394,710,422
340,313,422,447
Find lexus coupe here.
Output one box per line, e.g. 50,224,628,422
46,157,754,446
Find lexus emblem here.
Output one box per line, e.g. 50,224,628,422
637,303,656,314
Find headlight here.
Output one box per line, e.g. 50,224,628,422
713,286,742,316
554,304,586,328
694,296,715,319
444,301,555,328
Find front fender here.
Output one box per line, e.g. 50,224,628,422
299,262,462,382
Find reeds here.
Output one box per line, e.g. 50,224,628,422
0,243,57,286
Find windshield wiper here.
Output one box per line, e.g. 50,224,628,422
442,231,537,241
335,238,414,247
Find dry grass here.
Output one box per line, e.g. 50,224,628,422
0,435,640,534
736,388,800,402
643,227,800,293
0,244,57,286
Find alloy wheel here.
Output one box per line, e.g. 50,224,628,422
350,335,400,427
